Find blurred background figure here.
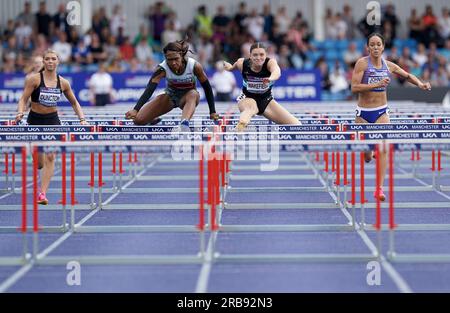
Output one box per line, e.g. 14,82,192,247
211,60,236,102
89,63,114,106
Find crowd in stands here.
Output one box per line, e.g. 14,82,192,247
1,1,449,96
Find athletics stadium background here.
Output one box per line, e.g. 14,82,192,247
0,0,448,107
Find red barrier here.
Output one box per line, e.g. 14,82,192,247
334,152,340,186
3,153,8,174
61,152,66,206
389,144,396,230
374,146,381,231
351,152,356,205
21,147,27,233
343,152,348,186
11,153,16,174
98,152,104,187
32,147,38,232
112,153,116,174
197,146,205,231
88,152,95,187
431,150,436,171
360,152,366,204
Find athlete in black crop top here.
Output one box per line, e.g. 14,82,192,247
222,42,300,131
16,50,88,205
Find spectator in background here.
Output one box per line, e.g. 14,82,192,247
241,34,255,59
166,11,181,32
16,1,36,29
274,6,290,37
330,61,349,94
196,34,214,70
34,34,49,56
324,8,334,38
334,13,348,40
133,24,155,48
344,42,362,67
383,4,400,40
104,35,120,64
413,43,428,67
119,36,135,61
161,20,181,48
3,19,16,40
89,63,114,106
438,8,450,40
286,21,308,56
92,7,109,38
2,54,16,73
4,36,20,64
89,33,107,63
435,64,449,86
242,8,265,41
110,4,126,37
342,4,356,39
14,20,33,46
212,5,231,45
21,36,34,59
408,8,424,43
128,57,145,72
135,37,154,67
35,1,51,36
381,20,394,49
148,1,167,43
52,31,72,63
108,56,125,72
278,44,294,69
211,61,236,102
422,5,441,47
68,27,80,45
234,2,248,34
194,5,213,39
315,56,331,91
0,44,4,69
24,55,43,75
73,39,92,65
262,4,274,40
386,46,400,64
53,3,69,36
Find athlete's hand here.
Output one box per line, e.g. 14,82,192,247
419,81,431,91
15,113,24,124
125,109,138,120
210,113,220,121
80,120,89,125
223,61,233,71
376,78,390,88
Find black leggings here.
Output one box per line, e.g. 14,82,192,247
27,110,61,125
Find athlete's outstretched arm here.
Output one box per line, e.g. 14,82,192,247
223,58,244,72
194,62,219,120
387,61,432,90
16,74,38,123
125,66,165,120
61,78,88,125
264,58,281,83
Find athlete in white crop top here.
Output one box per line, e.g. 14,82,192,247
125,40,219,128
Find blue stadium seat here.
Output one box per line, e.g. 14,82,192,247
311,39,325,50
404,38,418,49
303,60,314,70
323,40,336,50
325,50,341,61
355,39,366,51
393,38,404,50
336,39,349,51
